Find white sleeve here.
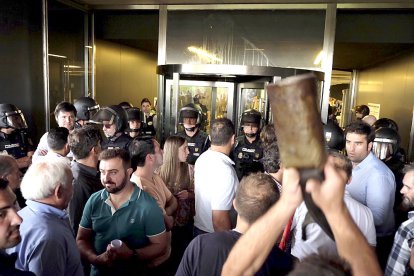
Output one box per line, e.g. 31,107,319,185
32,132,49,162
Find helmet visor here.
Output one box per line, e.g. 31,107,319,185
87,104,100,119
6,111,27,129
372,141,394,160
90,109,115,125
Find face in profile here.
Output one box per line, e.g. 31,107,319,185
0,187,22,249
178,141,190,163
401,171,414,209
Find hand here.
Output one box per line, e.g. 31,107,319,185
176,190,189,200
305,157,347,216
280,168,303,209
94,250,113,267
107,242,134,260
16,156,31,169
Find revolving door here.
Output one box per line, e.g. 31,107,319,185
157,64,324,142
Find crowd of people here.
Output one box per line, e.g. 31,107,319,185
0,97,413,276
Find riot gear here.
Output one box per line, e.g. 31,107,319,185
323,121,345,152
119,101,133,110
354,105,370,119
240,109,262,138
372,118,399,132
373,127,401,161
179,103,203,132
73,97,100,121
0,104,28,130
91,105,127,134
232,136,264,180
126,107,142,137
176,130,210,165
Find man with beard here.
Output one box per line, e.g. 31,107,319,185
385,165,414,275
76,149,168,275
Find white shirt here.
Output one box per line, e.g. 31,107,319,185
194,149,239,233
33,132,73,162
291,190,376,260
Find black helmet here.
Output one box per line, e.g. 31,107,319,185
119,101,133,110
179,103,203,126
373,127,401,160
0,104,28,130
91,105,127,132
241,109,262,126
372,118,399,132
355,105,370,118
74,97,100,121
126,107,142,122
323,122,345,151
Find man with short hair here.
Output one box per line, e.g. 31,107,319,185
177,173,295,275
0,155,22,191
34,127,70,164
345,121,395,268
6,159,83,275
67,125,103,235
291,151,377,260
0,179,33,275
33,101,76,161
385,165,414,275
76,149,168,275
129,138,177,231
141,98,157,137
194,118,239,235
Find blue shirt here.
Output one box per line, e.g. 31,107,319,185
6,200,83,276
346,152,396,236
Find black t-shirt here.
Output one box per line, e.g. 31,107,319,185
176,230,295,276
68,161,102,235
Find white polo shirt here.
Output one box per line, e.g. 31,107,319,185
291,190,376,260
194,149,239,233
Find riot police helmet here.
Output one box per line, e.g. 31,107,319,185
91,105,127,133
74,97,100,121
355,105,370,119
119,101,133,110
372,127,401,160
179,103,203,127
372,118,399,132
323,122,345,152
241,109,262,127
0,103,28,130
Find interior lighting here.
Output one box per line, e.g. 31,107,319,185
187,46,223,63
313,50,323,66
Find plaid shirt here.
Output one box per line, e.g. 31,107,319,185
385,211,414,276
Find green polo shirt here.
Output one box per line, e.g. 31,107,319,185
80,184,165,256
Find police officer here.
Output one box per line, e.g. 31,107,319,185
323,120,345,152
73,97,100,128
0,104,33,169
125,107,143,139
176,103,210,165
373,127,406,225
354,104,370,120
232,109,264,180
91,105,132,150
141,98,156,137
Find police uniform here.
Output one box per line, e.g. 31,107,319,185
142,114,156,137
177,130,210,165
0,130,33,159
101,133,132,151
232,135,264,180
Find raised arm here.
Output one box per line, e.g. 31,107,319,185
305,161,382,276
222,169,302,276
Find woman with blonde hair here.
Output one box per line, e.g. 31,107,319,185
158,135,194,271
